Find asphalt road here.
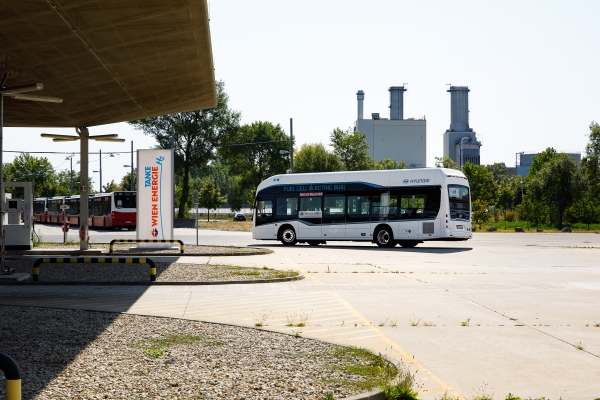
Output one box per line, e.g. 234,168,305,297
10,226,600,399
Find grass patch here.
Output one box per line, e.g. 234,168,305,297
323,347,398,392
381,368,419,399
477,220,600,233
136,334,220,358
144,348,165,358
225,266,299,280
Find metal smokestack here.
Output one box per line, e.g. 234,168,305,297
448,86,470,131
356,90,364,120
389,86,407,120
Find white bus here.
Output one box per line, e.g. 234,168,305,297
252,168,472,248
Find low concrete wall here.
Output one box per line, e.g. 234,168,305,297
174,218,196,228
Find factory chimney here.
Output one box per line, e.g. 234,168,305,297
389,86,407,120
448,86,470,132
356,90,364,120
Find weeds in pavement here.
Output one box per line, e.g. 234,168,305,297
286,310,310,327
253,311,270,327
461,318,471,327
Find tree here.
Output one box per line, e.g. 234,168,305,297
462,162,496,204
434,156,460,170
54,170,95,195
219,121,290,203
128,80,241,218
294,143,342,173
528,147,558,178
329,128,375,171
3,154,57,198
530,154,584,229
496,180,515,229
198,178,227,222
517,195,533,230
376,158,408,170
572,195,600,230
582,121,600,199
485,162,508,182
120,169,137,192
102,180,120,193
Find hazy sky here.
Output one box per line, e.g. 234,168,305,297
6,0,599,187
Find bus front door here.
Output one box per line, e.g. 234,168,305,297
298,196,322,239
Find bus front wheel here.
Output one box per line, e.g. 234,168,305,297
279,226,298,246
375,226,396,248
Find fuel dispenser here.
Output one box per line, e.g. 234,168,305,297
1,182,33,250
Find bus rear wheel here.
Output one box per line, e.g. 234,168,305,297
279,226,298,246
398,241,419,248
375,226,396,248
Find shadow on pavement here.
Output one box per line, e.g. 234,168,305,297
249,243,472,254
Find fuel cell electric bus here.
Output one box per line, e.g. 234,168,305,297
252,168,471,248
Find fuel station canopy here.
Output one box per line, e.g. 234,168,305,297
0,0,217,128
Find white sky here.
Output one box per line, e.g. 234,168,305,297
5,0,599,187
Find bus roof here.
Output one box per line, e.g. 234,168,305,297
256,168,468,193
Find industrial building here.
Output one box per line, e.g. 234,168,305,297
354,87,427,168
443,86,482,166
515,151,581,177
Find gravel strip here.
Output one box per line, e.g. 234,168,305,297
0,306,395,399
33,244,272,256
5,259,298,283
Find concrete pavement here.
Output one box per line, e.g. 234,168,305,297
2,231,599,399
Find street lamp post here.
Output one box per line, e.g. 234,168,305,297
65,154,75,195
279,150,291,173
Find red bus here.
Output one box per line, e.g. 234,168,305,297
33,198,49,223
89,192,136,230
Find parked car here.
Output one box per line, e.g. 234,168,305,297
233,213,246,221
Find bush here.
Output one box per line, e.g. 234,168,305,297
505,210,516,222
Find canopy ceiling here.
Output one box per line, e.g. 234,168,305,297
0,0,217,128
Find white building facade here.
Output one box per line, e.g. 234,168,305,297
354,87,427,168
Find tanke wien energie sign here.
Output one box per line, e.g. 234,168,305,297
137,149,173,246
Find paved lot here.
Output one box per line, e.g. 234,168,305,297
3,229,600,399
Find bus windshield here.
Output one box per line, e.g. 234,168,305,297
114,192,136,209
448,185,470,221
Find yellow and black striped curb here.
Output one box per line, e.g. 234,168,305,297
32,258,157,282
0,353,21,400
109,239,184,254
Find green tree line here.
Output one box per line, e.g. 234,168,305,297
463,122,600,230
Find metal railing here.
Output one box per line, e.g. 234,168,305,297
108,239,184,254
0,353,21,400
32,257,157,281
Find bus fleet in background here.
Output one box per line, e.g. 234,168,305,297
33,191,137,230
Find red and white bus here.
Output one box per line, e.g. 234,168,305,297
89,191,137,230
34,191,137,230
33,198,49,223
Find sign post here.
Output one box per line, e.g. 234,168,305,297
60,204,70,244
193,189,198,246
136,149,174,248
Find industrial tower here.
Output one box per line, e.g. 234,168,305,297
443,86,482,166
